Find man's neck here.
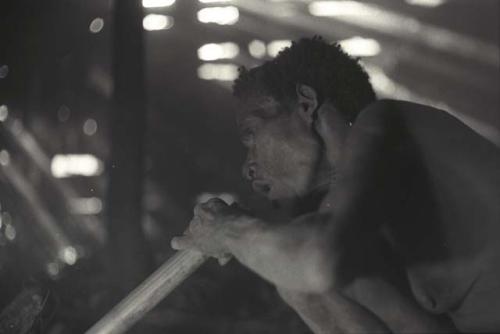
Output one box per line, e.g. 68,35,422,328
272,185,330,218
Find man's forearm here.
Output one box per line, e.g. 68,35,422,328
278,288,391,334
221,213,334,293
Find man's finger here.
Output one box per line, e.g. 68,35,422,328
188,217,202,234
201,198,227,213
171,236,194,250
194,203,214,220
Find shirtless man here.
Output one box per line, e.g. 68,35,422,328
172,37,500,333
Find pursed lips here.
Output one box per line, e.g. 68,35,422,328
251,179,271,194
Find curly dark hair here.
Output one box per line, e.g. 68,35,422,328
233,36,376,122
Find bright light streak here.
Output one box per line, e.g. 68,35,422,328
197,6,239,25
0,150,10,166
197,63,238,81
70,197,103,215
198,0,232,3
51,154,103,178
309,1,368,16
143,14,174,31
0,65,8,79
60,246,78,265
142,0,175,8
339,37,381,57
267,40,292,57
89,18,104,33
364,63,500,146
196,192,237,205
405,0,446,7
308,1,498,66
197,42,239,61
0,105,8,121
83,118,98,136
364,64,398,97
248,40,267,58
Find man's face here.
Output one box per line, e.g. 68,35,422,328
237,96,326,201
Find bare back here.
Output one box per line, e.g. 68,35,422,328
375,101,500,332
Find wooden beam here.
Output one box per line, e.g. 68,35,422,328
86,250,208,334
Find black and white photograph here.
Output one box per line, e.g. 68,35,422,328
0,0,499,333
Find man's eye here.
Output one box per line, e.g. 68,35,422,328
241,131,254,146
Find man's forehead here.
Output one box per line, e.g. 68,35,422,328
238,95,279,111
236,95,282,123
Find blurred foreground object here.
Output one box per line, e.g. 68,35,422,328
86,250,207,334
0,287,46,334
106,0,153,292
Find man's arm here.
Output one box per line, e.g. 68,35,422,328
277,276,456,334
172,100,408,293
277,287,391,334
172,202,336,293
172,100,452,332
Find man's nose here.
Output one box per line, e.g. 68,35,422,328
242,162,257,181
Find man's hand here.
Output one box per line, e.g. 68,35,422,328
171,198,248,265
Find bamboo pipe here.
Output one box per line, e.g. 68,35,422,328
86,250,208,334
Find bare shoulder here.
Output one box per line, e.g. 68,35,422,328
355,99,500,159
355,99,454,129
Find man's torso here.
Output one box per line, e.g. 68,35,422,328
375,101,500,332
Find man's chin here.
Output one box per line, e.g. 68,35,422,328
265,188,294,202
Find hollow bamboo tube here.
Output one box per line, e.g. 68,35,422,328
86,250,208,334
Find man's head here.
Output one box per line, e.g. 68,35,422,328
233,36,375,201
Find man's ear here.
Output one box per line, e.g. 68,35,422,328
296,84,319,125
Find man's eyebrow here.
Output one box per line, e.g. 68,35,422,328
248,101,280,112
237,117,259,132
238,118,255,129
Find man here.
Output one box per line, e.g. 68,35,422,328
172,37,500,333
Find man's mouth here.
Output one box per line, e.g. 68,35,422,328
251,180,271,195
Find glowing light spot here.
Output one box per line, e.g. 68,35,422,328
197,42,239,61
83,118,98,136
46,262,60,277
51,154,104,178
142,0,176,8
57,105,71,122
197,63,238,81
197,6,239,25
143,14,174,31
405,0,446,7
339,36,381,57
60,246,78,265
248,40,266,59
267,40,291,57
70,197,103,215
0,65,8,79
0,150,10,166
89,18,104,33
0,105,8,121
198,0,231,3
5,224,16,241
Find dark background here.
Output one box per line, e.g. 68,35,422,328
0,0,498,333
